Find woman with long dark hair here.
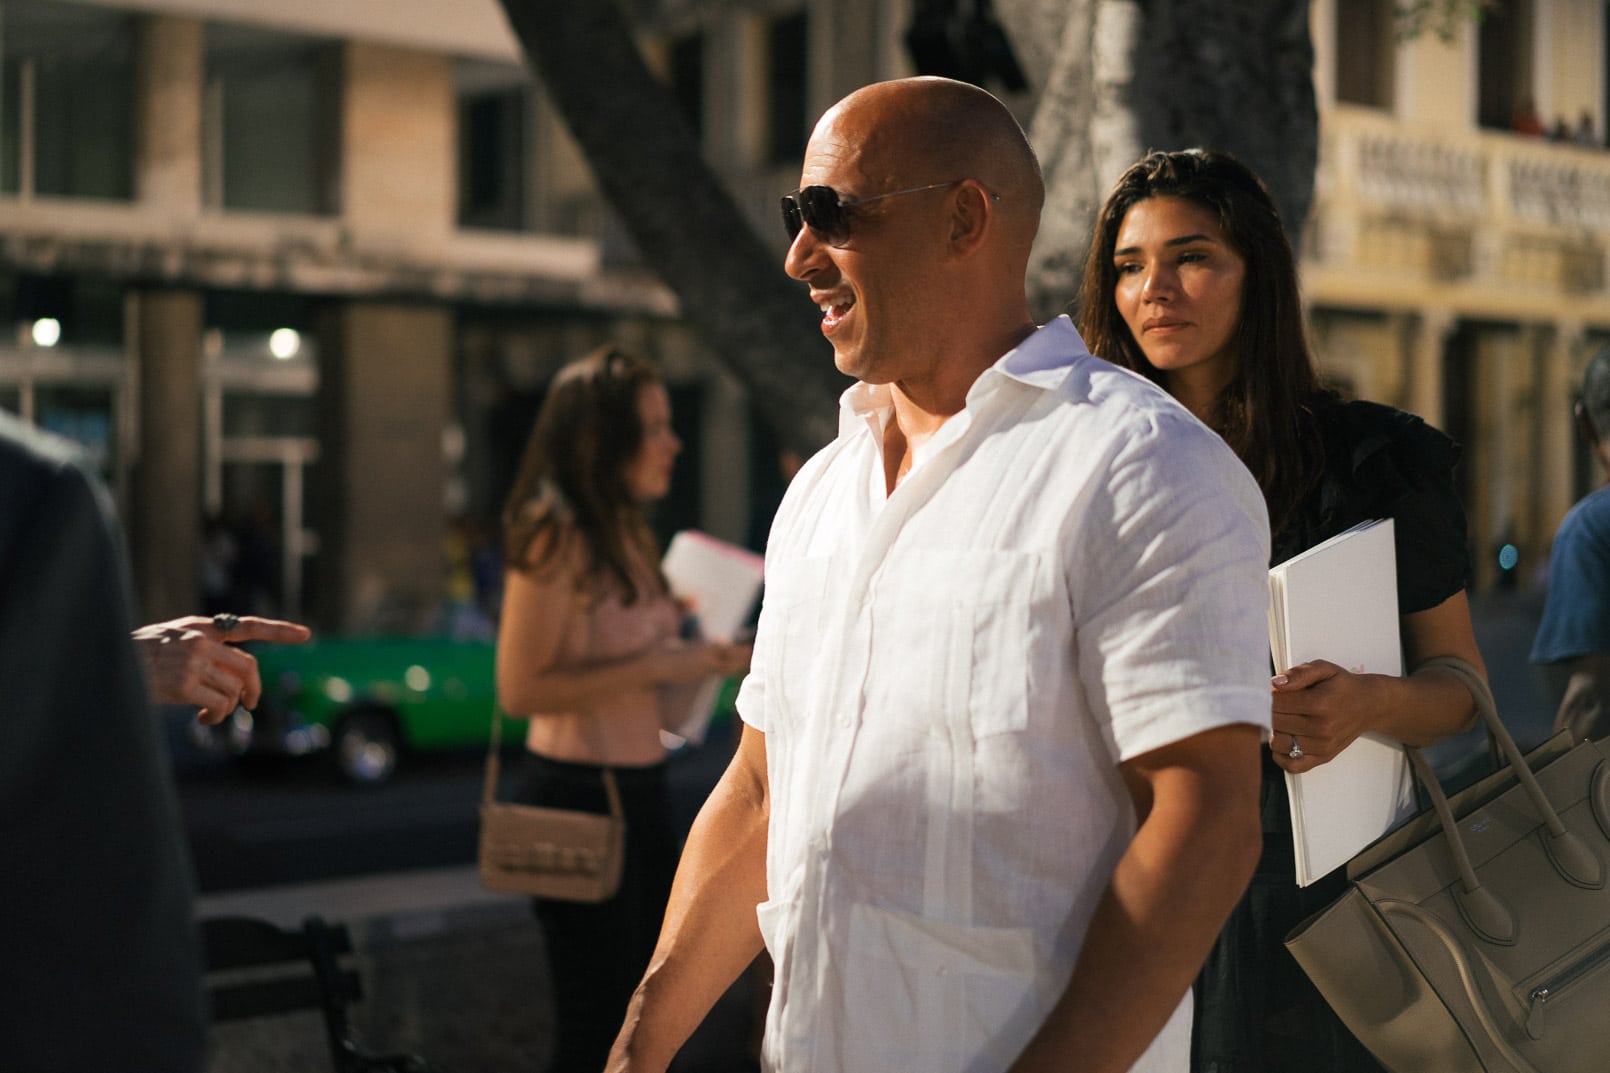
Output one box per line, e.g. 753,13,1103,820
495,345,749,1073
1079,149,1486,1073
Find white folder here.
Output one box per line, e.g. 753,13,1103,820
1269,518,1415,886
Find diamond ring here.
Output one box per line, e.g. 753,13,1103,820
1288,735,1304,760
212,612,240,634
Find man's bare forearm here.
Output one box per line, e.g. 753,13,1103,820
1009,725,1263,1073
608,725,772,1073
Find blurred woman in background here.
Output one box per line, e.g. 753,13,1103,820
496,345,749,1073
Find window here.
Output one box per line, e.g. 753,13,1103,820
1,0,134,200
766,12,809,165
457,61,530,231
15,273,123,348
204,23,335,214
1477,0,1536,131
1334,0,1396,109
202,290,318,618
204,290,317,369
671,32,705,142
37,384,114,469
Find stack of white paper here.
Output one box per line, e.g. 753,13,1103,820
1269,518,1415,886
661,530,764,744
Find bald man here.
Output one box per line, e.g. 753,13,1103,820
607,78,1270,1073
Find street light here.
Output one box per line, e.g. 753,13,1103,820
30,317,62,348
268,328,301,360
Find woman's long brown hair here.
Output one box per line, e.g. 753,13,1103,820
1076,148,1332,538
501,345,668,602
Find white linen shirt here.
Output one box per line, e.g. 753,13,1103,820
736,316,1272,1073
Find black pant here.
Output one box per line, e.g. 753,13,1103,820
514,753,678,1073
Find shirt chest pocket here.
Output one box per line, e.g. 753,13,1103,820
868,549,1039,738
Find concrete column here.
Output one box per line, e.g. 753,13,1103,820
129,289,203,621
704,16,748,171
1309,0,1336,113
1514,325,1550,578
340,42,454,240
312,302,451,631
1469,326,1549,591
700,372,751,546
815,1,889,109
1539,323,1585,555
1402,308,1454,429
134,15,203,217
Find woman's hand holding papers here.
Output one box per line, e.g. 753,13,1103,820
1271,591,1490,773
1268,660,1391,774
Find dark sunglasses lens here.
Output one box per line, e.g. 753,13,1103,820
781,195,805,241
782,187,849,244
802,187,848,243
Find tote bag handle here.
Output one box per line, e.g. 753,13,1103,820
1405,656,1602,944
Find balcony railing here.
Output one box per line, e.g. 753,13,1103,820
1308,106,1610,308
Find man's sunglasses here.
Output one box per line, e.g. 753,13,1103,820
781,180,979,246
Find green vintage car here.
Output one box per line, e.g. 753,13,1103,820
193,635,525,784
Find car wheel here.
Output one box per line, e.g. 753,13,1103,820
334,709,401,785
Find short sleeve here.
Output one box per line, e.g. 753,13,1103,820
1071,413,1274,763
734,630,769,731
1531,490,1610,663
1336,402,1471,616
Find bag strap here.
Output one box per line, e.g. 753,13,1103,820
1405,656,1603,941
482,709,624,822
482,709,506,807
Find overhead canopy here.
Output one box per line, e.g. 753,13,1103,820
69,0,523,62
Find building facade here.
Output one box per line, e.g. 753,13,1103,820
1308,0,1610,590
0,0,720,629
3,0,1608,629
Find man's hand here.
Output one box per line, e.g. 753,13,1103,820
131,614,312,723
1556,654,1610,742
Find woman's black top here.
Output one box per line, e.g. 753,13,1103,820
1192,397,1470,1073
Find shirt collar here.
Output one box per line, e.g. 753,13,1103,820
835,316,1094,440
839,380,895,440
989,315,1090,390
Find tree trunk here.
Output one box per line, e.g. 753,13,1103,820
1131,2,1317,256
499,0,846,454
999,0,1317,321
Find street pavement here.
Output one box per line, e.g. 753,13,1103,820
192,590,1557,1072
192,724,758,1073
196,865,761,1073
198,868,552,1073
1425,588,1558,786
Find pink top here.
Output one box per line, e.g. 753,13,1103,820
557,583,681,669
524,573,685,767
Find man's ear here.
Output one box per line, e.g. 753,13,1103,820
1579,401,1610,481
1576,399,1599,448
946,180,995,257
